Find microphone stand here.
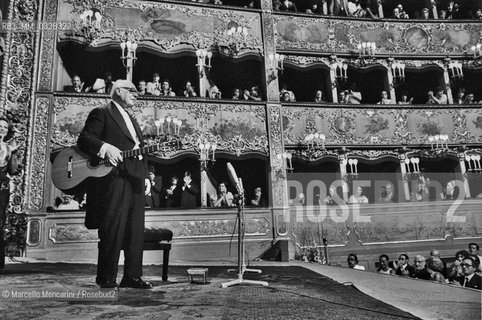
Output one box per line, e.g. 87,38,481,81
221,178,269,288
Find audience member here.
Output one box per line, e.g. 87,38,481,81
56,192,80,210
427,87,448,104
346,83,362,104
250,187,267,206
160,79,176,97
379,183,394,202
426,257,446,283
439,9,447,19
349,186,369,204
183,81,197,97
377,91,391,104
180,171,198,208
281,91,291,102
464,93,476,104
468,243,482,272
394,254,415,277
90,72,114,94
441,180,459,200
377,254,395,275
280,84,296,102
64,75,84,93
447,250,469,281
323,187,344,205
454,88,465,104
347,0,364,17
412,255,432,280
232,88,241,100
146,73,161,96
314,90,326,103
347,253,365,270
452,255,481,290
411,176,429,201
211,182,235,207
245,86,262,101
147,170,163,208
278,0,297,12
421,7,430,19
398,92,413,105
208,80,222,99
137,80,148,95
163,176,181,208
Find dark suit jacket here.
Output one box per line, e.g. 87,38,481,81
163,185,181,208
149,176,163,208
77,102,148,229
181,182,199,208
454,274,482,290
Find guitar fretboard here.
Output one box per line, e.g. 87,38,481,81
121,144,160,159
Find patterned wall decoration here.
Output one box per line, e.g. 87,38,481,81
282,105,482,147
274,16,482,56
51,95,269,156
37,0,58,91
267,104,286,207
58,0,263,56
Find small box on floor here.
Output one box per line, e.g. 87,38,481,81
187,268,208,284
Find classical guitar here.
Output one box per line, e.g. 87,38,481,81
52,143,169,191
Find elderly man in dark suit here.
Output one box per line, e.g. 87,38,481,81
453,256,481,290
77,79,152,289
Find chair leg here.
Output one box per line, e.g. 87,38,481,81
162,249,170,281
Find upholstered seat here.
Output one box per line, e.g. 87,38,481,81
143,227,172,281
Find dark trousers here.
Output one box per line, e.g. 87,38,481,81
96,174,145,283
0,187,9,269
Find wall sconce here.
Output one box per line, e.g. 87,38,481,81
332,62,348,86
225,23,248,56
469,44,481,59
428,134,449,150
198,138,217,170
304,132,326,150
267,53,284,82
465,154,481,173
196,49,212,78
346,158,358,176
391,61,406,87
120,39,138,82
357,42,376,58
404,157,420,174
276,152,293,172
79,9,102,41
447,61,463,84
155,116,182,136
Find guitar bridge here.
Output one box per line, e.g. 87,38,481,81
68,156,73,178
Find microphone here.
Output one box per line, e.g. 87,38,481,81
227,162,243,193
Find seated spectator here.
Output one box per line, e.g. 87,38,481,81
412,255,432,280
281,91,292,102
346,84,362,104
397,4,410,19
278,0,297,12
245,86,262,101
56,192,80,210
349,186,369,204
160,79,176,97
323,187,345,205
468,242,482,272
280,85,296,102
426,87,448,104
447,250,469,281
475,8,482,19
464,93,476,104
421,7,430,19
398,92,413,105
426,257,446,283
377,254,395,275
452,255,481,290
439,9,447,19
211,182,235,207
440,180,459,200
314,90,326,103
64,75,84,93
338,90,348,103
146,73,161,96
289,192,305,206
347,0,364,17
163,176,181,208
137,80,148,95
411,176,429,201
394,254,415,277
183,81,197,97
90,72,114,94
379,183,394,202
208,80,222,99
250,187,267,206
347,253,365,270
232,88,241,100
377,91,391,104
455,88,465,104
391,6,401,18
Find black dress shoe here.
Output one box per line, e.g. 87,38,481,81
119,277,153,289
99,281,118,288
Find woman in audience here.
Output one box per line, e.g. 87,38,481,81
250,187,267,207
160,79,176,97
349,186,369,204
447,250,470,281
426,257,446,283
347,253,365,270
377,254,395,275
211,182,234,207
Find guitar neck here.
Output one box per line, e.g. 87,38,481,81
121,144,160,159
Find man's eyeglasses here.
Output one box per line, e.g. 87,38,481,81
122,87,138,94
461,263,473,267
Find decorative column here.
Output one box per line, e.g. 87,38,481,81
338,155,349,202
458,152,471,199
261,0,280,102
398,154,411,201
442,60,454,104
329,55,339,103
385,58,397,104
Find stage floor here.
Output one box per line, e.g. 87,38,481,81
0,262,418,320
